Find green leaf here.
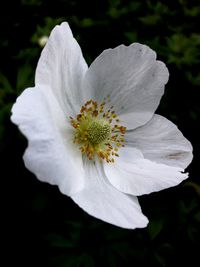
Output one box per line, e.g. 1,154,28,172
148,218,164,240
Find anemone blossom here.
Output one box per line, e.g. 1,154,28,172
11,22,193,229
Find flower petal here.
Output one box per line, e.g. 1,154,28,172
71,160,148,229
82,43,169,129
104,147,189,196
11,86,85,196
125,114,193,169
35,22,88,116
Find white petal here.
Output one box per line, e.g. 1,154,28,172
71,160,148,229
35,22,88,116
104,147,189,196
11,86,85,196
126,114,193,169
82,43,169,129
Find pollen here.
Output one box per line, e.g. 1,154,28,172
69,97,126,163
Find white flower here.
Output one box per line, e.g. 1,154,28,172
38,35,49,47
11,22,193,229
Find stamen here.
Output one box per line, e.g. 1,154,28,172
69,98,126,163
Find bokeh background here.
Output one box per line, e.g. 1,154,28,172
1,0,200,266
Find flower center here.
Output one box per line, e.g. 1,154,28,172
69,98,126,163
87,120,111,145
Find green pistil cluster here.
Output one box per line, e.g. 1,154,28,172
87,120,111,145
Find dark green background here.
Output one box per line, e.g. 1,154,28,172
1,0,200,266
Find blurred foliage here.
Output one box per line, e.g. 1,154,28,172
1,0,200,266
